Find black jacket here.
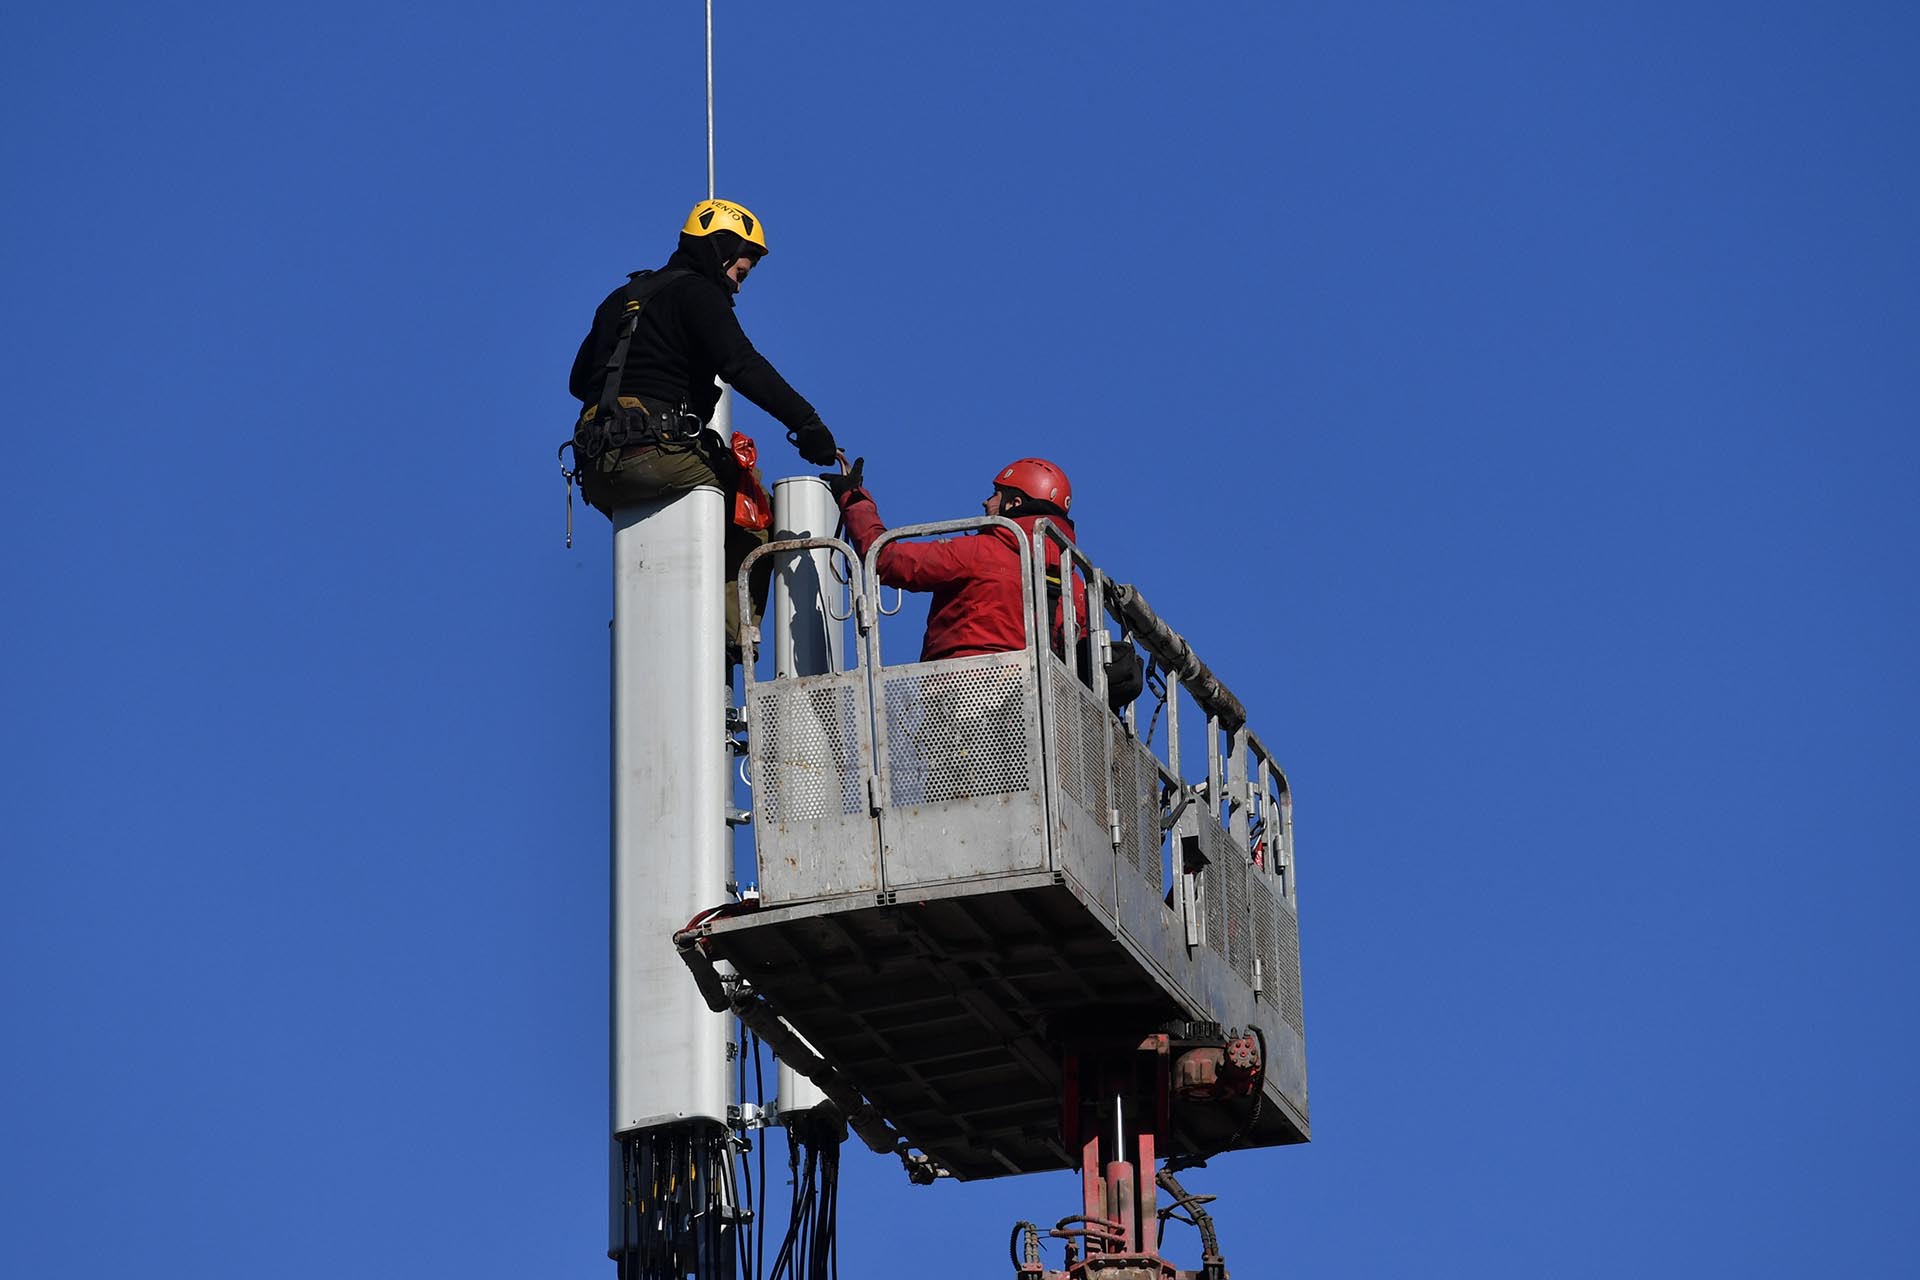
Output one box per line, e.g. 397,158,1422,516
568,244,822,432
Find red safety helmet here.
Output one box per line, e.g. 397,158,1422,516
994,457,1073,513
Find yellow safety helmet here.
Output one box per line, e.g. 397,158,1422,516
682,199,767,254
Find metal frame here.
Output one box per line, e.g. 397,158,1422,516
1029,519,1119,923
737,535,879,902
707,514,1309,1178
864,518,1050,894
738,517,1304,998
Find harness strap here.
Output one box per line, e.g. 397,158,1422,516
596,268,693,419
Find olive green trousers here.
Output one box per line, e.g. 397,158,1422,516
580,417,772,650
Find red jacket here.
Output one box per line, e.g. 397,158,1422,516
840,491,1090,663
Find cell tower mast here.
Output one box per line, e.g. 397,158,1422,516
597,9,1308,1278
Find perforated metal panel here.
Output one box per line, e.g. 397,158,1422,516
1047,658,1111,821
1112,741,1140,873
883,662,1031,806
1271,894,1304,1038
1047,660,1088,815
1078,679,1110,819
1252,875,1276,997
1138,750,1166,892
1112,740,1148,879
1203,818,1227,962
1111,738,1165,891
1223,850,1253,986
752,682,865,824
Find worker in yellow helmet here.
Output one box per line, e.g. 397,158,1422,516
568,199,841,655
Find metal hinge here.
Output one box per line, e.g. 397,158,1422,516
866,775,883,815
854,594,874,635
1252,955,1265,996
1108,808,1122,850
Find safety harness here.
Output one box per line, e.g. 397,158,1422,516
557,268,771,546
557,269,696,545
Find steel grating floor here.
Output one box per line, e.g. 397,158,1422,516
699,871,1308,1181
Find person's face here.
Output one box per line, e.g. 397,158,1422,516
725,254,757,291
982,488,1017,517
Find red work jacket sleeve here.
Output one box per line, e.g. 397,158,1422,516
840,493,987,591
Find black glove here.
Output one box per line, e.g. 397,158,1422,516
787,420,839,467
822,456,865,502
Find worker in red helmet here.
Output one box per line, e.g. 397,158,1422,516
824,455,1088,662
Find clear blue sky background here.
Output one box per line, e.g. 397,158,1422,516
4,2,1916,1276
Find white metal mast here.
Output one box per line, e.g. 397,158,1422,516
606,8,735,1273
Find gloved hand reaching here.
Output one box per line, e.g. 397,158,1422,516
787,420,839,467
821,456,865,502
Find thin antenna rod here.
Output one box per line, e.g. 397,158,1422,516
705,0,716,199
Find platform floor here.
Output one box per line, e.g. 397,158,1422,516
700,872,1308,1181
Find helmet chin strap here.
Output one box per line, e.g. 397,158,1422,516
716,237,765,293
714,241,742,291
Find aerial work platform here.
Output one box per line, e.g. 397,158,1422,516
682,517,1307,1182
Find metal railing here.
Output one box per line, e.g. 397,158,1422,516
735,519,1295,987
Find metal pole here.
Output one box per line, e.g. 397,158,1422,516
705,0,716,199
608,484,732,1259
768,477,845,677
767,475,838,1122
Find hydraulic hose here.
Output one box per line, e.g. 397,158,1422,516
673,926,921,1163
1105,582,1247,732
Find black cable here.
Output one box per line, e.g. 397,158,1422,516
1237,1025,1269,1147
1143,659,1169,747
1155,1169,1224,1271
821,1140,839,1280
769,1138,815,1280
773,1124,803,1280
733,1030,752,1280
754,1032,768,1280
803,1143,821,1279
718,1132,744,1280
735,1137,752,1280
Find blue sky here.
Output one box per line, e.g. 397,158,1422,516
4,2,1916,1276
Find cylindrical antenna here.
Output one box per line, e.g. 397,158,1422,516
705,0,716,199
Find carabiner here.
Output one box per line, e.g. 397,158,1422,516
557,441,579,549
